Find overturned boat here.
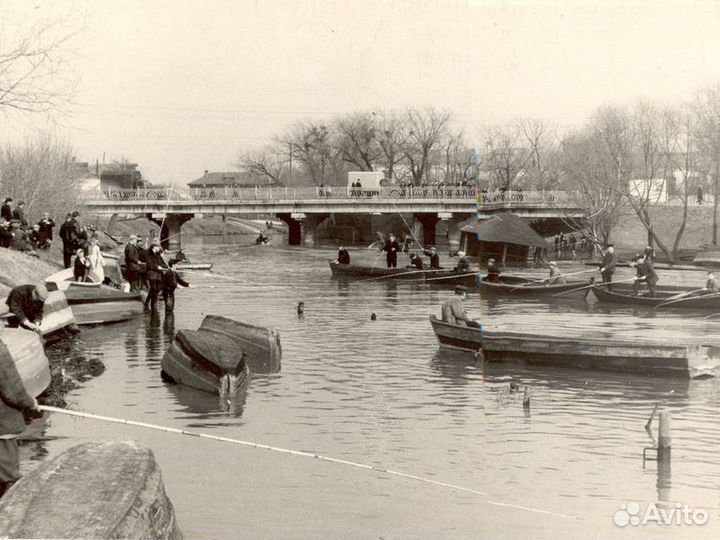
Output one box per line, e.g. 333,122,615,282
0,329,51,397
429,315,720,378
45,268,143,325
1,289,79,341
161,315,281,395
0,440,182,539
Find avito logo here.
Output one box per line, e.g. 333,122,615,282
614,502,709,527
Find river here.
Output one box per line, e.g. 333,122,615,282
23,241,720,538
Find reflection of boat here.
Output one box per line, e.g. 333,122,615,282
0,289,78,341
328,261,478,287
0,440,182,539
45,269,143,325
0,329,51,397
478,275,589,296
590,284,720,309
161,315,281,395
429,315,720,378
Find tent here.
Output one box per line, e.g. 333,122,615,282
460,213,551,264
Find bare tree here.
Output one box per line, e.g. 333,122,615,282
376,111,404,183
481,124,534,189
0,6,82,116
277,122,342,186
238,145,288,186
332,112,380,171
520,118,559,190
0,133,81,220
694,83,720,245
397,107,452,185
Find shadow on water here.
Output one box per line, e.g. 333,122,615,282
164,379,248,422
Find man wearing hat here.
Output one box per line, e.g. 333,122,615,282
484,257,501,282
599,244,618,290
336,246,350,265
382,233,400,268
423,246,441,269
441,285,480,327
455,251,472,272
408,253,424,269
547,261,566,285
124,235,142,292
59,213,78,268
632,253,659,297
4,283,48,334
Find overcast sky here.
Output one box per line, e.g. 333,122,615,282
3,0,720,185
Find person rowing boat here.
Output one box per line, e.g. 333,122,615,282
455,251,471,272
547,261,565,285
408,253,424,270
423,246,440,269
484,258,501,283
632,253,658,297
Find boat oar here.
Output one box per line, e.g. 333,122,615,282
553,275,644,297
359,267,454,283
36,405,572,519
656,290,718,309
424,271,481,282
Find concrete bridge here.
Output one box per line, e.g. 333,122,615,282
81,186,582,250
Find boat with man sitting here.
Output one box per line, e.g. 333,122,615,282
477,274,591,296
590,283,720,309
429,315,720,378
328,261,479,287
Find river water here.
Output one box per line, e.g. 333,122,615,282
23,241,720,538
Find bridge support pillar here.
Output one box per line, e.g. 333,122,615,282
301,214,330,247
440,213,466,255
148,213,194,251
277,213,302,245
413,213,439,248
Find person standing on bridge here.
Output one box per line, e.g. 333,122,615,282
382,233,400,268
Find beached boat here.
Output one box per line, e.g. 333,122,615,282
429,315,720,377
0,440,182,539
0,289,78,340
477,275,589,296
328,261,478,287
590,284,720,309
161,315,281,395
0,329,51,397
45,268,144,325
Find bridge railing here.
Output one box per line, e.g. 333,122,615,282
84,185,481,202
478,190,576,208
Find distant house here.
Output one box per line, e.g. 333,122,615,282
97,162,145,190
187,171,279,189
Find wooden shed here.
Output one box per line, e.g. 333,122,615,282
460,213,551,264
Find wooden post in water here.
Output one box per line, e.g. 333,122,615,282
658,411,671,463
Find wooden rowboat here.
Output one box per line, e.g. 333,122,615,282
590,284,720,309
0,440,182,539
46,268,144,325
328,261,478,287
477,275,589,296
161,315,281,395
0,329,51,397
429,315,720,378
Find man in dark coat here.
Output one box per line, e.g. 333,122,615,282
336,246,350,265
484,258,501,282
5,283,48,333
124,235,142,292
423,246,441,269
455,251,472,272
0,338,39,497
58,214,78,269
633,254,659,296
11,201,27,228
37,213,55,249
408,253,424,269
0,220,13,248
162,261,190,313
382,233,400,268
599,244,618,290
143,239,168,310
137,236,149,289
0,199,12,222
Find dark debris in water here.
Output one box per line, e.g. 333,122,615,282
39,341,107,408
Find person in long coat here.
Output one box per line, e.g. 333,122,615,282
123,235,141,292
58,214,78,269
599,244,618,290
0,339,39,497
382,233,400,268
87,237,105,284
37,213,55,249
633,254,659,297
143,240,168,310
162,262,190,312
0,199,12,222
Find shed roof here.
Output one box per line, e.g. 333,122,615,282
461,213,551,249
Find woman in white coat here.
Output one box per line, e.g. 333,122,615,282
87,236,105,284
